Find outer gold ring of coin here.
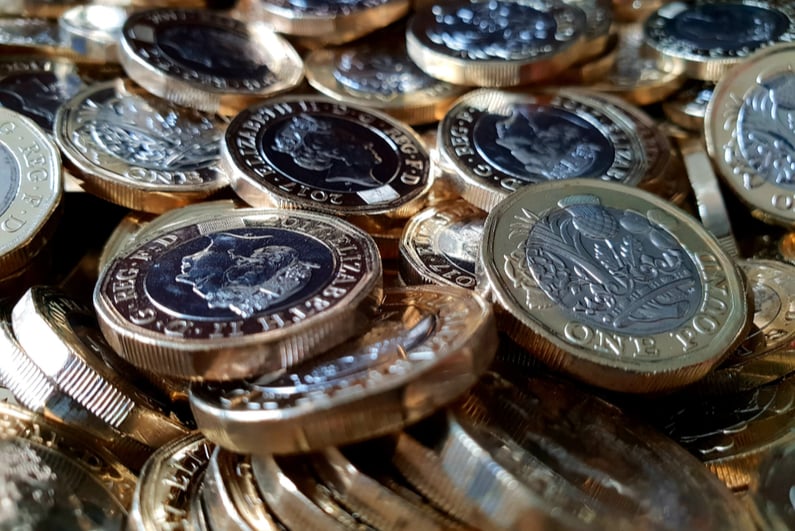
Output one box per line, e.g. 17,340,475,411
0,401,137,509
128,433,213,531
705,43,795,227
0,108,62,278
479,179,750,393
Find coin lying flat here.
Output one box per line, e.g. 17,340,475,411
438,89,652,212
55,80,230,213
406,0,589,86
479,179,750,393
705,43,795,227
0,402,136,528
0,108,62,278
190,285,496,454
304,39,465,125
58,5,127,63
399,199,485,289
394,371,756,531
223,96,431,217
128,433,213,531
644,0,795,82
95,208,382,381
119,8,303,113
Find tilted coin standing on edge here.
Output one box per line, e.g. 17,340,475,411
406,0,589,86
437,89,651,212
55,80,230,214
643,0,795,82
128,433,214,531
94,208,383,381
399,199,485,290
223,96,431,218
0,402,136,526
190,285,497,454
394,372,756,531
705,43,795,227
478,179,750,393
0,108,62,279
663,81,715,133
240,0,409,44
119,8,304,113
304,39,466,125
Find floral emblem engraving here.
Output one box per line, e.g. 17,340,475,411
333,49,435,98
176,232,319,318
517,194,702,335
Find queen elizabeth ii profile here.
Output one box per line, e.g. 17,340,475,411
176,232,319,318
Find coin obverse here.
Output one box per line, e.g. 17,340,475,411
94,208,382,381
479,179,750,393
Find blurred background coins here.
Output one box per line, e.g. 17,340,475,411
119,8,303,113
223,96,431,217
479,179,750,392
643,0,795,81
94,207,382,381
706,43,795,227
58,5,127,63
55,79,230,213
406,0,589,86
0,108,61,278
190,285,497,454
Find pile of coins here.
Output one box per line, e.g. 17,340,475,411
0,0,793,529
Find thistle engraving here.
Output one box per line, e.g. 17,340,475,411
736,72,795,187
333,49,435,98
176,232,319,318
523,194,702,335
426,1,564,60
73,94,220,173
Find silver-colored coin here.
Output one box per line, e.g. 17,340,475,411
59,5,127,63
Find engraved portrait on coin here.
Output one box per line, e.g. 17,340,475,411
333,49,435,97
436,220,482,274
224,97,429,215
0,143,19,219
524,194,702,334
74,92,220,173
476,104,615,181
425,1,561,60
0,72,82,131
268,113,395,192
147,228,331,320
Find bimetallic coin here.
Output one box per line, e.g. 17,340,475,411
95,208,382,381
119,9,304,113
406,0,589,86
644,0,795,81
479,179,750,393
554,31,619,84
663,81,714,132
399,199,485,289
706,43,795,227
395,372,755,530
0,108,62,278
190,285,496,454
0,402,135,527
0,56,82,134
658,372,795,491
564,0,612,58
59,5,126,63
202,448,285,531
612,0,665,22
223,96,431,217
304,42,466,125
438,89,650,212
11,287,189,446
588,23,686,105
128,433,213,531
0,17,72,57
55,80,230,214
751,437,795,530
241,0,408,44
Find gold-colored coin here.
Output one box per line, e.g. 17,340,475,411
479,179,750,393
705,43,795,227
